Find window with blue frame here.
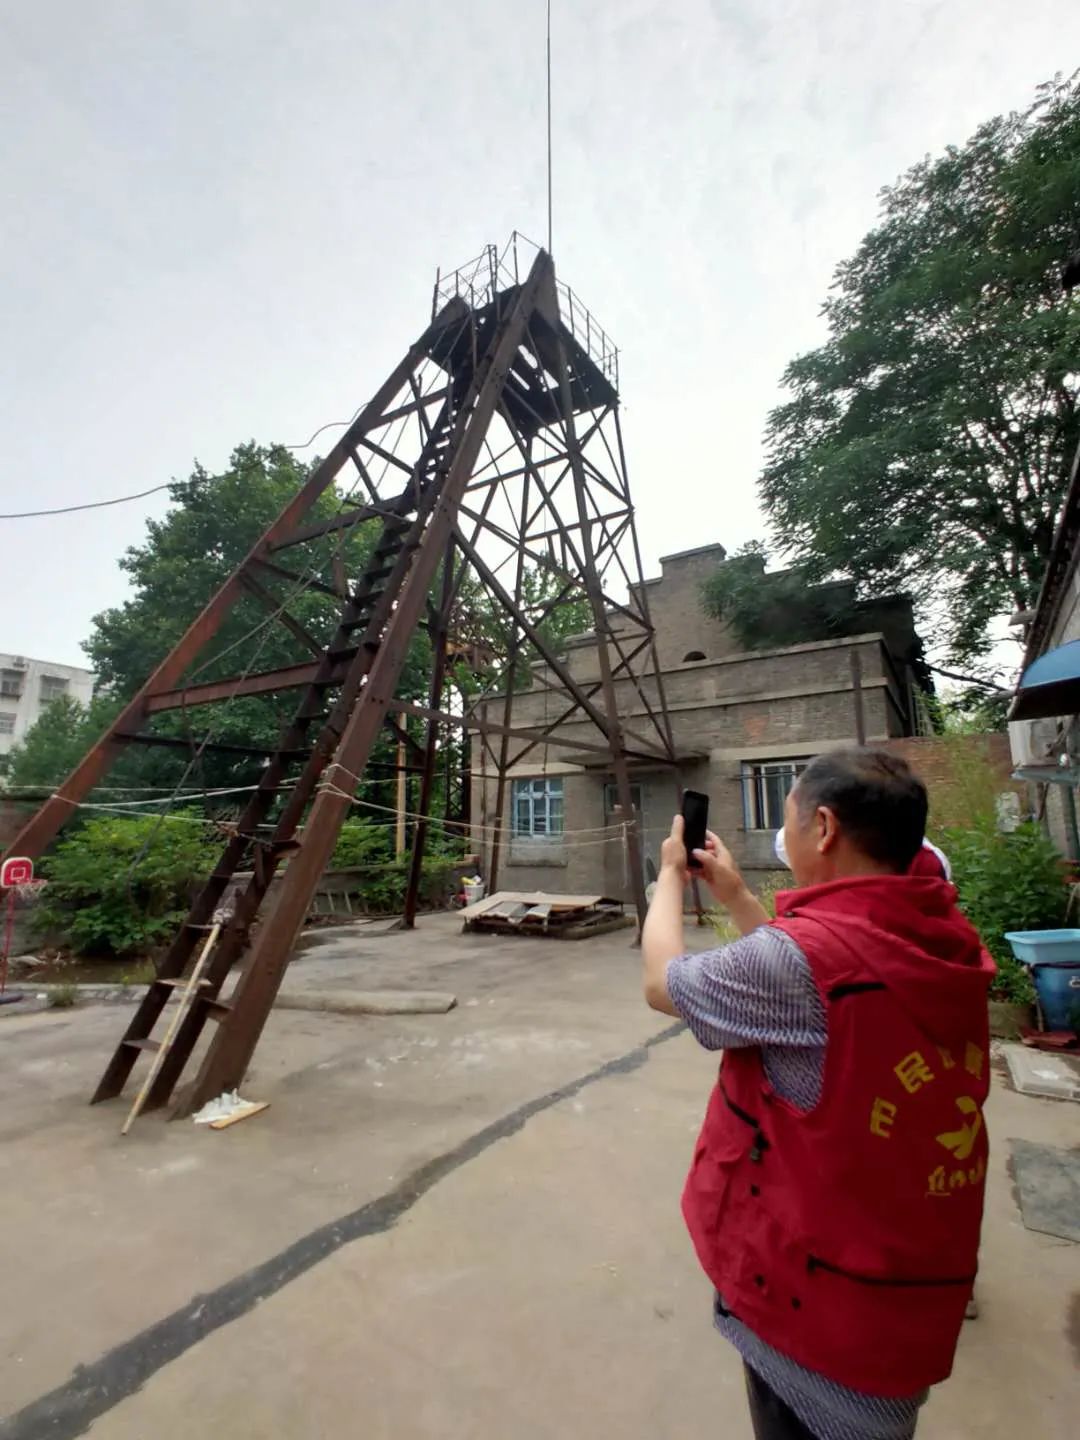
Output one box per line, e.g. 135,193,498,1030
512,776,564,838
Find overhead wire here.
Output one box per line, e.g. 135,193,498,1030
0,394,406,522
118,300,480,873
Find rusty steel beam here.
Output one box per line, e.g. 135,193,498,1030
450,524,667,764
389,698,629,759
144,663,328,713
355,434,416,476
240,573,326,658
266,494,409,551
249,556,342,601
548,324,651,928
180,252,554,1114
379,387,448,427
1,303,467,868
401,541,455,928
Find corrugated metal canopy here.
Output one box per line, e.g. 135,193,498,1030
1011,639,1080,721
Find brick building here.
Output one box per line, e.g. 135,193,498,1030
471,543,933,900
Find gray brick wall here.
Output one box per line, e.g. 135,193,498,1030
470,544,925,901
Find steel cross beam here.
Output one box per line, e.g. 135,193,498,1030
179,253,553,1114
6,239,680,1121
0,300,468,866
548,332,658,928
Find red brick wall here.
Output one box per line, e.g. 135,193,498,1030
883,734,1021,827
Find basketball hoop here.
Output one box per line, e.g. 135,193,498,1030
10,879,47,903
1,860,47,999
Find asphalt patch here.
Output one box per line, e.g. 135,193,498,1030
0,1021,685,1440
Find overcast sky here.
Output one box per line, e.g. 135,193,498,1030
2,0,1077,670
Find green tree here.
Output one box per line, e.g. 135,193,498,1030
701,541,869,650
761,72,1080,663
78,442,431,798
16,444,591,830
4,694,123,790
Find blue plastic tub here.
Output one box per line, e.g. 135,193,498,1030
1004,930,1080,1030
1003,929,1080,966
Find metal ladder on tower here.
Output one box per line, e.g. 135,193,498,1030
92,253,550,1118
92,393,465,1114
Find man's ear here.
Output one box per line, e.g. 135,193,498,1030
816,806,840,854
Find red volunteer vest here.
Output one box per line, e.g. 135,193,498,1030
682,876,994,1397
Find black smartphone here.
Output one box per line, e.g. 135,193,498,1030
681,790,709,870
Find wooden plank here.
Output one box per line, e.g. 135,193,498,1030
208,1101,270,1130
459,888,604,919
121,920,223,1136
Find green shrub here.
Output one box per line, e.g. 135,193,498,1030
36,814,218,957
941,820,1066,1002
987,953,1037,1006
328,818,463,913
47,982,79,1009
349,856,462,915
330,817,392,869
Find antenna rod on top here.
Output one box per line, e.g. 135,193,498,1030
546,0,553,255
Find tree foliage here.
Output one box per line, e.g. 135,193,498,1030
80,442,407,792
4,695,123,790
761,73,1080,663
702,541,872,650
10,441,595,859
939,820,1064,1003
36,813,219,956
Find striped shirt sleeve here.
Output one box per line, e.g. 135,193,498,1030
666,925,828,1055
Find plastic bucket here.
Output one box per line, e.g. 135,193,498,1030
462,879,485,904
1004,930,1080,1030
1030,963,1080,1031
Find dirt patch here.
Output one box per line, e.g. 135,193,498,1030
16,956,156,986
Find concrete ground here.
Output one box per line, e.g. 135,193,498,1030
1,914,1077,1439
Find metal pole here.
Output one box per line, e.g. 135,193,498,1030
402,543,455,927
395,741,407,855
546,0,553,254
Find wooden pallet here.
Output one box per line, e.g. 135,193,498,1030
461,890,625,938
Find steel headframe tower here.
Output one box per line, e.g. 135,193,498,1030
3,236,678,1117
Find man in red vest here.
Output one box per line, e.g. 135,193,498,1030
642,747,994,1439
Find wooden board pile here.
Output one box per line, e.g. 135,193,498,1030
460,891,630,939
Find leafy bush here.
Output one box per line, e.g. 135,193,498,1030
35,808,466,956
328,818,464,913
941,820,1066,1002
330,817,393,869
36,814,218,957
347,856,462,915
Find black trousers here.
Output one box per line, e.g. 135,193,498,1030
743,1365,819,1440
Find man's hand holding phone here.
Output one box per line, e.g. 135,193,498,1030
661,815,744,902
659,813,770,936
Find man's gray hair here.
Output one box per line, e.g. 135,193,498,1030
794,747,928,872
